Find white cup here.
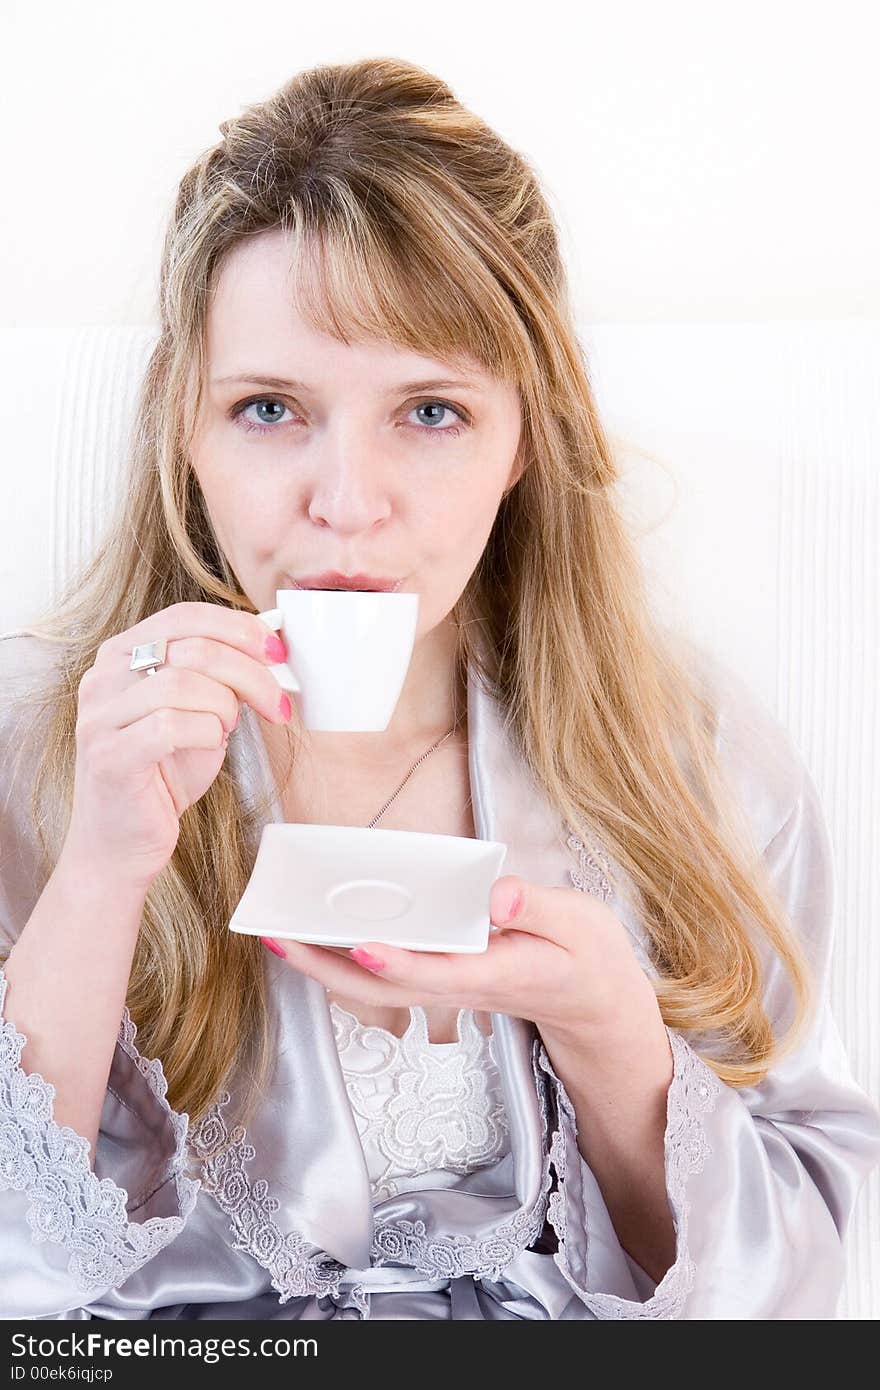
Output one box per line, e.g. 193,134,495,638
257,588,420,731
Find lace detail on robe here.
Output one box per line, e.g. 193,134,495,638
538,1028,721,1317
556,820,725,1316
189,1016,555,1299
564,825,614,902
0,963,200,1296
329,1001,510,1203
187,1089,346,1304
371,1034,555,1283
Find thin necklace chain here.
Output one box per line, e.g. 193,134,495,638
365,716,463,829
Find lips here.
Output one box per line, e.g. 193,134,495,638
288,571,403,592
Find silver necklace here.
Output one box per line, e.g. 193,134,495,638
364,717,463,828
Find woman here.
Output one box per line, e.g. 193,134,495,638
1,56,878,1321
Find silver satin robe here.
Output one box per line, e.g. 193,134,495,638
1,631,879,1320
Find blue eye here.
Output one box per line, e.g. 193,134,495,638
233,398,294,435
408,401,466,436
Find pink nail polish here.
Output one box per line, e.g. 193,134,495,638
266,634,286,663
279,693,292,721
260,936,286,959
505,889,523,922
351,947,385,972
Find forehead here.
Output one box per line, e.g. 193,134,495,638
205,228,496,388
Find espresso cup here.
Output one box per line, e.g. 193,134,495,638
257,588,420,731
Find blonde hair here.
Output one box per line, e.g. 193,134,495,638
6,56,812,1137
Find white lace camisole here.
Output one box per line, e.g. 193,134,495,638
329,1001,511,1204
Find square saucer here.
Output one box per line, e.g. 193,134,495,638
229,822,508,953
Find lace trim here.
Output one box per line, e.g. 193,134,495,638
190,1046,553,1298
371,1034,554,1282
564,823,614,902
115,1006,197,1207
187,1090,348,1305
560,818,724,1316
189,1028,554,1299
330,1001,509,1204
537,1026,721,1318
369,1201,547,1283
565,823,660,976
0,964,200,1297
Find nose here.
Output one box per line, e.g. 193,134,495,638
306,439,393,533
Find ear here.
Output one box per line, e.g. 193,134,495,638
502,442,528,497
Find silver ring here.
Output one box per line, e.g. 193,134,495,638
129,639,168,678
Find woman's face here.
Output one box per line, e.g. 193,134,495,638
190,228,524,643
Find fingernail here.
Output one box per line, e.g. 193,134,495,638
350,948,385,972
498,888,523,925
266,634,286,663
279,693,292,721
260,936,286,959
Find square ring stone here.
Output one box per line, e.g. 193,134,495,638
130,639,168,672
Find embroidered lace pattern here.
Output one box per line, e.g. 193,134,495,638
0,964,200,1296
564,824,652,970
555,823,724,1317
538,1022,722,1317
188,1008,554,1299
187,1090,347,1305
565,823,617,903
329,1001,510,1203
371,1033,555,1283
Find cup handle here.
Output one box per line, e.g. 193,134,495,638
256,608,301,693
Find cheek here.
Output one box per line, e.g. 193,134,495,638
414,489,504,611
418,495,487,565
194,436,273,534
425,464,506,532
196,474,278,569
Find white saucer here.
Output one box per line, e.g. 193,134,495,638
229,822,508,953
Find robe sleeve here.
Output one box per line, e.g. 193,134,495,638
0,633,201,1318
536,761,880,1319
0,963,201,1318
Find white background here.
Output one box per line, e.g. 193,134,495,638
1,0,878,326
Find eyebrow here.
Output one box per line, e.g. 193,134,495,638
211,373,486,394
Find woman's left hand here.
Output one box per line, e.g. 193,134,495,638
261,874,661,1047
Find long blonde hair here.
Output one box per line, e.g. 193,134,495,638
5,56,812,1134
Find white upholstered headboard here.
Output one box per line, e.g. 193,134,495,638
0,321,877,1318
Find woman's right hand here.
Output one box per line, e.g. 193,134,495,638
63,602,293,891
